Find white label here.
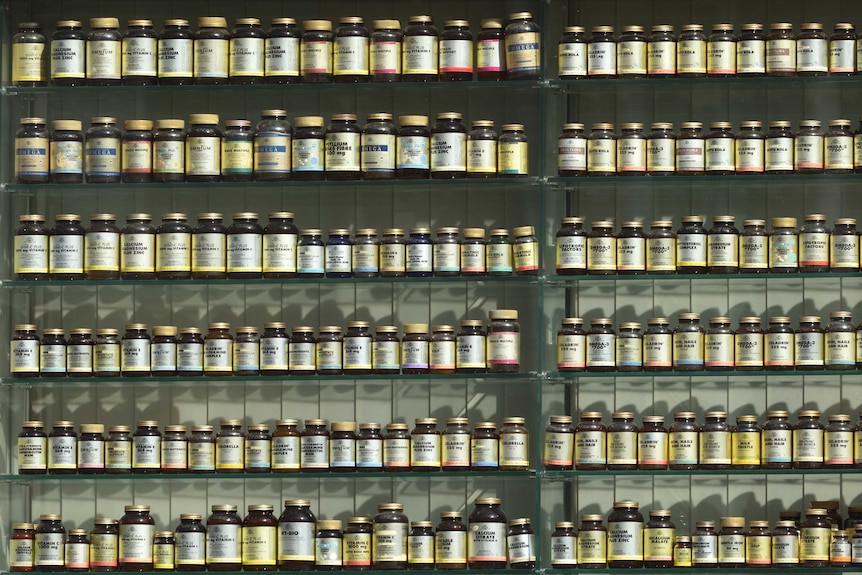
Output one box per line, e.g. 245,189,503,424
158,38,193,77
207,524,240,563
204,339,232,371
272,435,300,470
457,334,485,369
471,438,498,468
800,232,829,266
279,522,314,561
88,40,120,79
763,428,792,463
122,339,150,371
121,233,154,272
617,41,646,75
344,336,371,370
40,344,66,374
178,342,203,372
353,242,378,273
18,435,46,469
461,241,485,273
556,235,586,270
795,332,823,366
766,136,794,171
397,135,429,169
357,437,383,468
411,433,440,466
587,139,616,172
122,37,157,76
362,133,395,174
316,341,341,370
330,438,356,467
334,36,368,75
192,233,225,272
35,533,64,566
559,41,587,76
403,35,437,74
262,233,296,273
826,331,855,365
797,38,827,72
487,332,519,366
316,537,342,566
261,337,288,371
468,522,506,562
227,233,262,272
120,524,154,562
230,37,264,76
588,41,616,75
648,137,675,172
831,39,855,73
676,138,704,171
434,242,460,272
705,137,734,171
157,232,190,272
677,233,706,267
371,39,400,75
477,37,502,72
52,38,86,78
407,243,432,273
431,132,467,171
50,235,84,274
298,243,324,274
325,132,360,171
430,339,455,370
186,136,220,175
384,437,410,467
440,39,473,73
437,531,467,564
195,38,229,78
325,244,352,273
133,435,160,468
669,430,698,465
161,439,187,469
741,234,768,269
15,234,48,275
825,430,853,464
558,136,587,171
301,40,331,74
826,135,853,170
693,534,717,564
508,532,535,563
176,532,205,565
607,521,643,561
265,37,299,77
586,333,614,366
301,435,328,468
708,233,738,266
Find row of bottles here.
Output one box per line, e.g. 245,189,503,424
15,113,530,184
11,312,522,377
557,119,862,177
549,502,855,568
9,498,533,572
14,213,537,281
554,215,862,275
17,417,529,475
556,312,858,373
557,22,862,79
542,409,861,471
13,14,540,87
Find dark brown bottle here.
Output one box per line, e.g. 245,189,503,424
194,17,230,85
118,505,155,571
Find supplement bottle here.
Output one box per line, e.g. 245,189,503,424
265,18,300,83
51,21,85,86
229,18,265,84
505,12,541,80
194,17,230,84
87,18,122,85
122,20,157,85
477,20,505,80
158,19,194,85
607,501,644,567
467,498,508,568
403,16,438,82
439,20,473,81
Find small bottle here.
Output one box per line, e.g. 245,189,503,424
315,520,343,571
153,532,175,571
477,19,505,80
507,518,535,569
409,521,435,569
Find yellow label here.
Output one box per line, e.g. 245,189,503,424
13,43,45,82
745,536,771,565
344,533,371,566
644,527,675,561
800,527,829,561
242,526,276,565
498,141,528,175
731,431,761,465
154,543,175,570
577,531,606,564
674,545,692,567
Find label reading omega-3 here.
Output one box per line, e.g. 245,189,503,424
795,332,823,366
587,236,615,270
646,237,676,271
735,333,762,367
830,234,859,267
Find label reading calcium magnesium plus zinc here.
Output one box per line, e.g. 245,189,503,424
607,522,643,561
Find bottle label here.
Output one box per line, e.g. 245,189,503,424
674,331,704,366
607,521,644,561
477,38,502,72
186,136,220,175
646,237,675,272
86,137,121,177
831,540,851,564
121,339,150,372
644,527,674,561
618,41,646,75
87,40,121,79
406,243,432,273
122,37,157,76
735,333,763,367
357,437,383,468
794,428,824,462
192,232,226,272
826,135,853,170
195,38,229,78
119,524,154,562
317,340,342,370
371,39,401,75
133,435,160,468
17,435,46,470
265,37,300,77
587,236,615,270
91,533,119,567
676,138,704,171
707,39,735,74
40,344,66,373
15,234,48,275
227,233,262,272
669,430,698,465
408,537,435,566
403,35,438,75
177,342,203,372
732,431,760,465
825,429,853,464
500,433,529,467
585,333,614,367
735,138,763,171
384,437,410,467
607,431,637,465
487,243,513,273
373,523,407,562
763,428,792,463
434,242,460,272
289,341,316,371
344,336,371,370
301,39,332,74
677,232,706,267
543,431,573,467
207,524,240,563
159,38,193,78
647,138,675,172
551,534,576,566
718,534,745,564
677,39,706,73
471,437,499,467
587,139,616,172
35,533,64,566
229,37,264,76
442,433,470,467
796,135,824,169
325,132,360,171
498,141,528,175
50,141,83,174
431,132,467,172
234,342,259,372
557,333,585,370
617,137,645,172
461,242,486,273
161,439,187,469
513,240,537,272
397,135,430,170
52,38,86,79
430,339,456,370
260,337,288,371
795,332,823,365
699,430,730,464
468,522,507,562
279,522,314,561
741,234,768,269
272,435,300,470
298,243,324,274
617,237,645,271
411,433,441,466
362,133,395,174
11,339,39,374
380,243,405,273
647,40,676,75
578,530,607,564
373,340,400,371
330,437,356,467
558,137,587,171
704,332,734,367
559,41,586,76
300,435,328,468
151,341,176,371
325,243,352,273
575,430,605,465
705,137,734,171
764,136,793,171
153,543,175,570
738,40,765,73
797,38,827,72
453,334,483,369
16,135,49,179
157,232,191,272
121,233,155,273
293,137,324,172
344,532,371,566
800,232,829,266
638,431,667,465
826,331,855,365
746,536,771,565
487,332,519,366
254,133,291,174
66,545,90,572
831,234,859,268
507,532,535,563
436,531,467,564
204,339,232,371
644,333,672,367
693,534,717,564
315,537,342,566
800,527,829,562
588,41,616,75
440,39,473,73
106,439,132,469
831,39,855,73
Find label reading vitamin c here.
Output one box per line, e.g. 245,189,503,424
403,36,437,74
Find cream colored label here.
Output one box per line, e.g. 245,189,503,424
204,339,232,371
154,140,184,174
607,521,643,561
468,523,506,562
15,234,48,274
588,41,616,75
227,233,262,272
638,431,667,465
617,41,645,75
195,38,229,78
800,527,830,561
708,233,739,265
122,37,157,76
265,36,299,76
230,37,264,76
325,132,360,171
617,137,645,171
578,531,606,564
410,537,437,566
544,431,573,466
254,134,290,173
746,535,771,565
159,38,193,77
121,233,155,272
263,233,297,273
607,431,637,465
85,231,119,272
18,435,46,469
192,232,225,272
616,336,642,367
557,333,586,369
800,232,829,266
674,331,703,366
617,237,645,270
738,39,765,73
344,532,371,566
793,428,823,462
575,430,605,464
411,433,441,466
647,237,675,271
279,522,314,561
765,333,794,366
374,524,408,562
35,533,64,565
763,428,792,463
133,435,160,468
699,430,730,464
272,435,300,470
471,438,498,467
242,526,276,565
797,38,827,72
216,436,244,470
207,524,240,563
90,533,118,567
831,234,858,267
677,39,706,73
732,431,760,465
648,41,676,74
154,543,175,570
826,135,853,170
586,333,614,366
12,340,39,374
334,36,369,75
403,35,437,74
588,138,616,172
157,232,191,272
677,233,706,266
513,240,537,272
796,135,824,169
371,40,400,75
52,38,85,79
718,534,744,564
436,531,466,564
50,234,84,273
669,430,698,465
644,527,674,561
301,40,332,74
587,236,616,270
186,136,220,175
222,140,253,174
705,138,734,171
119,524,154,562
795,332,823,366
500,433,529,467
735,333,763,367
826,332,855,365
825,429,853,464
707,39,735,74
88,40,120,79
704,332,733,367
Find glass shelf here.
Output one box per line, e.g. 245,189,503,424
1,469,534,483
545,369,862,382
544,569,862,575
541,467,859,480
551,73,862,92
0,571,535,575
548,173,860,186
2,372,537,387
3,177,539,194
543,272,862,285
1,275,536,288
